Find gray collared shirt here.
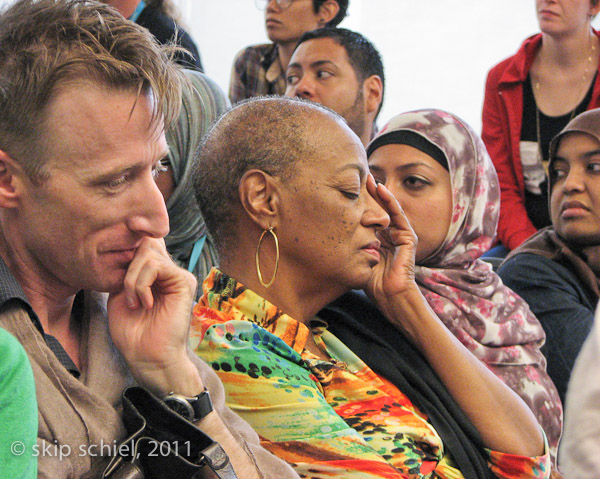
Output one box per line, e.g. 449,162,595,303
0,257,80,378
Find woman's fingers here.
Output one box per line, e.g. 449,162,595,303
366,173,380,202
378,184,414,234
367,174,416,242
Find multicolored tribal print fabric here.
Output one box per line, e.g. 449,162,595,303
190,269,550,479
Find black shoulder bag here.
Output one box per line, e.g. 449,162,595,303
102,387,237,479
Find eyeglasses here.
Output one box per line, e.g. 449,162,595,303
255,0,295,11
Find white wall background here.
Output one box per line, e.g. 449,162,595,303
2,0,599,133
174,0,550,133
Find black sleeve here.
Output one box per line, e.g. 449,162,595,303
498,253,595,404
171,27,203,71
136,7,203,71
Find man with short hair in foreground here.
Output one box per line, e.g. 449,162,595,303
285,27,384,146
0,1,297,477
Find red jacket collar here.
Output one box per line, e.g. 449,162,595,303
499,33,542,85
499,29,600,86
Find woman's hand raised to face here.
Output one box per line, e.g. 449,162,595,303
366,176,546,458
365,174,419,306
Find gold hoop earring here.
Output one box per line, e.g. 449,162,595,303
256,227,279,288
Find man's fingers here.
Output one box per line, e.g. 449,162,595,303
124,258,157,310
122,237,170,310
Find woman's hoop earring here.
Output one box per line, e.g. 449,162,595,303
256,227,279,288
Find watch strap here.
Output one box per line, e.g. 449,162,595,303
163,389,213,422
192,389,213,421
105,387,238,479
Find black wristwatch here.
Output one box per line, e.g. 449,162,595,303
162,389,213,422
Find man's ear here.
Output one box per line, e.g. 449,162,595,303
239,169,281,230
0,150,23,208
317,0,340,26
363,75,383,116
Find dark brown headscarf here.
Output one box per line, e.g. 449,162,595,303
548,108,600,192
507,108,600,298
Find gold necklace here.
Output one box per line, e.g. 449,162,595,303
534,34,596,163
534,33,596,93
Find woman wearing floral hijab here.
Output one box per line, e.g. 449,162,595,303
366,109,562,462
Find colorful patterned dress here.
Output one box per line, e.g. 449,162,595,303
190,269,550,479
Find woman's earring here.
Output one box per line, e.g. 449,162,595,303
256,227,279,288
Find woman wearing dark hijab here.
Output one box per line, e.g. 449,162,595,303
482,0,600,252
499,108,600,408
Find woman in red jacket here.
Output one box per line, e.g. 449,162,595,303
482,0,600,252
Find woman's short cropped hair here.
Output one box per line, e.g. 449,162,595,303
193,96,340,255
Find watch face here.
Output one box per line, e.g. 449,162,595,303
164,397,194,421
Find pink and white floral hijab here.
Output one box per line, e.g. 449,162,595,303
368,109,563,461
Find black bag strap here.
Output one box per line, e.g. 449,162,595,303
103,387,237,479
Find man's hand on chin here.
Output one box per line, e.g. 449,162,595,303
107,236,202,397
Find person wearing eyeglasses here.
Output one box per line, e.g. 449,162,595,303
228,0,348,105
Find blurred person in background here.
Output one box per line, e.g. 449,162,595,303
157,69,229,297
285,27,383,147
104,0,203,69
499,108,600,409
560,304,600,478
229,0,348,104
482,0,600,254
0,328,37,479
